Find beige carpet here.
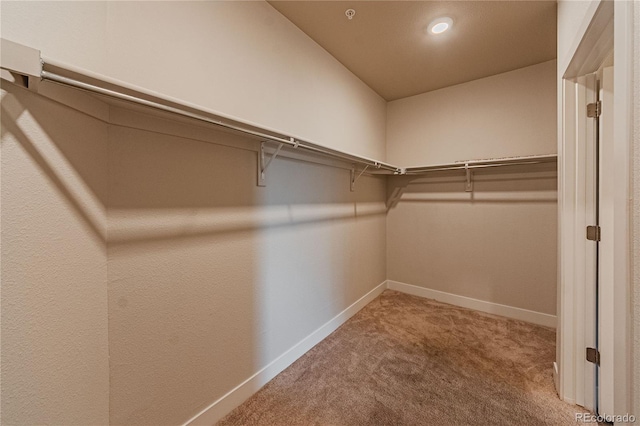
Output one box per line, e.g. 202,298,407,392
218,290,591,425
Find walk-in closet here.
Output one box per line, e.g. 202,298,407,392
1,1,637,425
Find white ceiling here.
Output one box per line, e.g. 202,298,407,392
268,1,557,101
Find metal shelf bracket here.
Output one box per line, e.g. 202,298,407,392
350,164,370,192
258,141,284,186
349,161,381,191
0,40,557,190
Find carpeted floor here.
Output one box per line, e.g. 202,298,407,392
218,290,591,425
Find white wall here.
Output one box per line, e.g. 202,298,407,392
1,81,110,424
386,61,558,317
0,1,386,160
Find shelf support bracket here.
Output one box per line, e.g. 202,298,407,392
350,164,369,192
258,142,284,187
0,39,43,92
465,163,473,192
395,168,407,175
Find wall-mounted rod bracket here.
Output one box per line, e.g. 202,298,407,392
350,164,369,192
0,39,43,92
258,142,284,187
465,163,473,192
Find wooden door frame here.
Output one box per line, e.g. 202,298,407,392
557,0,633,418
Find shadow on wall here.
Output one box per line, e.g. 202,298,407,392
1,79,108,243
1,79,110,425
386,162,558,209
385,160,558,317
109,105,387,425
1,78,387,425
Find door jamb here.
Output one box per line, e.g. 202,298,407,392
557,0,633,417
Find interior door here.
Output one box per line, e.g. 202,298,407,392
576,72,598,412
596,64,614,418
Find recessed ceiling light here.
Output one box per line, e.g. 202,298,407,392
428,17,453,35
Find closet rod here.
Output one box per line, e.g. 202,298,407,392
39,69,402,175
403,154,557,175
0,39,558,179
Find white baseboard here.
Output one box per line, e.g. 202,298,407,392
387,280,557,328
185,279,556,425
183,280,387,426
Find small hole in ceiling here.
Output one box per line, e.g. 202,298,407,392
345,9,356,20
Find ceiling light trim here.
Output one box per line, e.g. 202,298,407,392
427,17,453,35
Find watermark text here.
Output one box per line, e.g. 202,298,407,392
576,412,636,423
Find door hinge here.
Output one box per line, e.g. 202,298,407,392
586,225,601,241
587,101,601,118
586,347,600,365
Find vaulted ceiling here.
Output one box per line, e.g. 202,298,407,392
268,1,557,101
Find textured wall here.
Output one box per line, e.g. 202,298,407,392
1,78,387,426
106,107,387,425
0,1,389,425
0,1,386,160
104,1,387,160
386,61,558,316
387,60,557,165
0,82,109,424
